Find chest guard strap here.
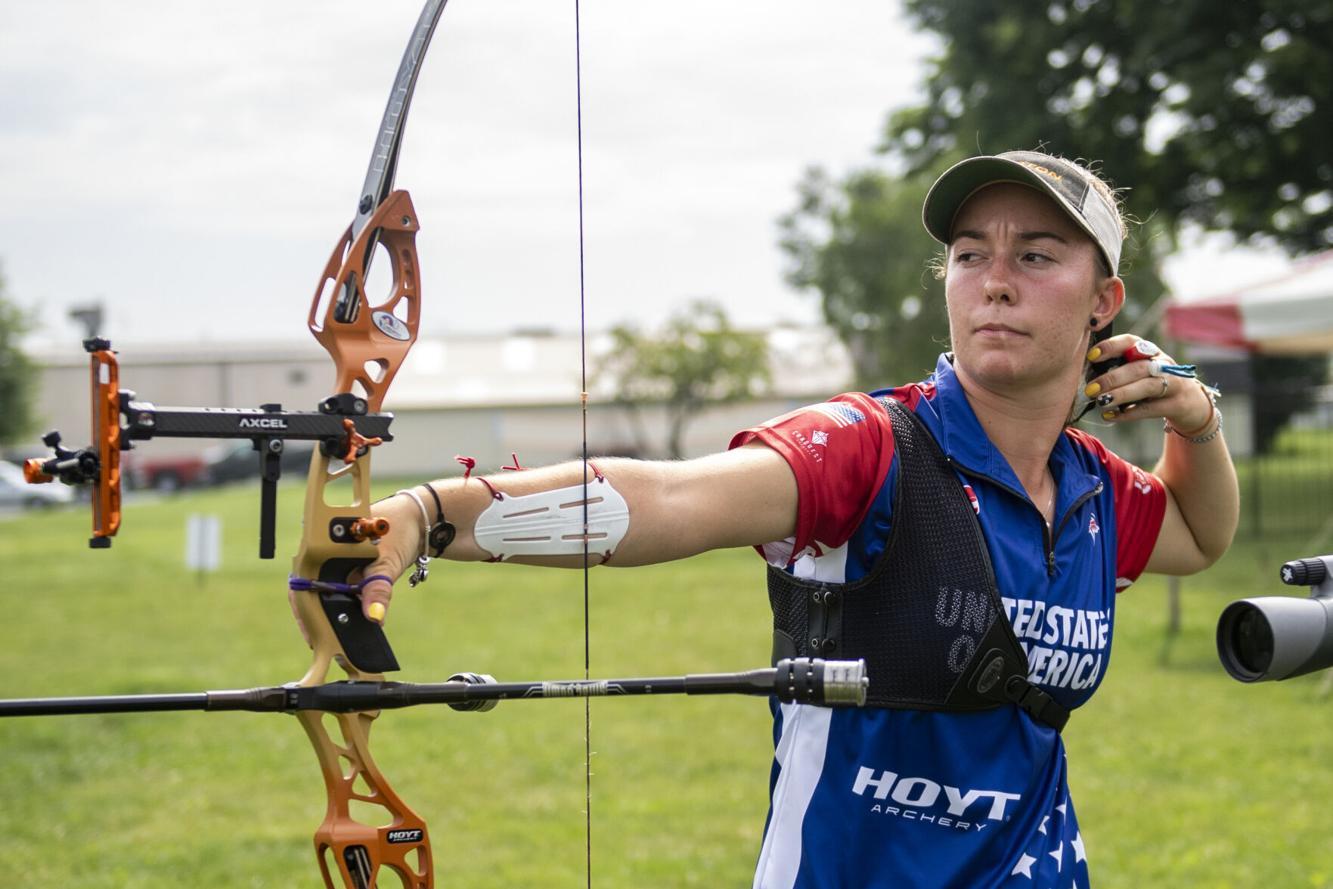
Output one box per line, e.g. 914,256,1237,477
767,398,1070,732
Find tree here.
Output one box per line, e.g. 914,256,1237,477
0,264,37,446
596,300,770,459
1251,354,1328,455
779,168,950,387
885,0,1332,254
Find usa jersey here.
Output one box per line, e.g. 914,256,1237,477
730,354,1166,889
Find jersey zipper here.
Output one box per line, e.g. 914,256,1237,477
1047,482,1104,575
948,457,1104,576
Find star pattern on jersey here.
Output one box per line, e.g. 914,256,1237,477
1010,798,1087,885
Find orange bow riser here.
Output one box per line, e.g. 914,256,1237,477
291,183,430,889
309,189,422,415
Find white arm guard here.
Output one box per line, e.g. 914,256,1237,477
473,474,630,561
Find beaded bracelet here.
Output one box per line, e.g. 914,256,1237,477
394,488,433,586
1164,401,1223,444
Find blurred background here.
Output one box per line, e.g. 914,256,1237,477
1,1,1332,885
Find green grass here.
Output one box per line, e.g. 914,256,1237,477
2,478,1332,887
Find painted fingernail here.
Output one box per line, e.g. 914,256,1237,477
368,602,386,623
1096,393,1114,407
1084,382,1101,397
1087,347,1102,361
1101,410,1117,420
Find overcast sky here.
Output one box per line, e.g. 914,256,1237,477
1,1,1291,351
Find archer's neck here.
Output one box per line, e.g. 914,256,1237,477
953,366,1078,488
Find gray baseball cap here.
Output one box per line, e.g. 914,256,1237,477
922,151,1123,275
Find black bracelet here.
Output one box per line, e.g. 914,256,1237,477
419,483,455,557
419,483,445,524
428,521,457,558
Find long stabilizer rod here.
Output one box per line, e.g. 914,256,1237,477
0,658,867,717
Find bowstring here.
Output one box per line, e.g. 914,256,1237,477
574,1,592,887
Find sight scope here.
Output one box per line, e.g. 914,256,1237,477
1217,555,1333,682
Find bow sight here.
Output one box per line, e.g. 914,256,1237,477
24,337,396,558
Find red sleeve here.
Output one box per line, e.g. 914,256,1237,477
1066,428,1167,588
729,392,895,561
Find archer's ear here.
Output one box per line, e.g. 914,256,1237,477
1091,275,1125,330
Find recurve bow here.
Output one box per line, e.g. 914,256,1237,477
10,5,868,887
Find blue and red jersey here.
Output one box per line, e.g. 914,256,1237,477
730,354,1166,889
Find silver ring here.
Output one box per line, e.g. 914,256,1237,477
1158,377,1170,398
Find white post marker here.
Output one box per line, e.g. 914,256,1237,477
186,513,222,580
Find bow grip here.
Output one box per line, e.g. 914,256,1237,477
313,568,400,674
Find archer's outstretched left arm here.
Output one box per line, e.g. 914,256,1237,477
361,445,797,621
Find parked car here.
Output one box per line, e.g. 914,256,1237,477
0,461,75,508
203,440,318,486
122,450,210,492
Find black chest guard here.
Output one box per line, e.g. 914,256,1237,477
767,398,1070,732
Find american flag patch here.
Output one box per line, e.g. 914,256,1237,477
807,402,865,428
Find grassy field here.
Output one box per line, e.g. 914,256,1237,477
1,477,1331,888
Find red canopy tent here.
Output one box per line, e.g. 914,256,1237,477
1163,250,1333,354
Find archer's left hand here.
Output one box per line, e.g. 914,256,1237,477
1084,335,1213,433
354,492,430,625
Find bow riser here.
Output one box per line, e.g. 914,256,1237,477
298,708,433,889
295,183,429,887
290,419,434,889
309,189,422,413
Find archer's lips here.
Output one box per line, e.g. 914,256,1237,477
975,324,1028,337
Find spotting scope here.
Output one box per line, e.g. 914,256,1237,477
1217,555,1333,682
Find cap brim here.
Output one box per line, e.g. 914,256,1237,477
921,155,1117,276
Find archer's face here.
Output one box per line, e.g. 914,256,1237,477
943,183,1113,394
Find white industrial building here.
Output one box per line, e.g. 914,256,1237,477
25,325,857,479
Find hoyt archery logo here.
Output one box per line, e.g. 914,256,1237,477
238,417,288,430
852,767,1021,832
386,828,424,844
